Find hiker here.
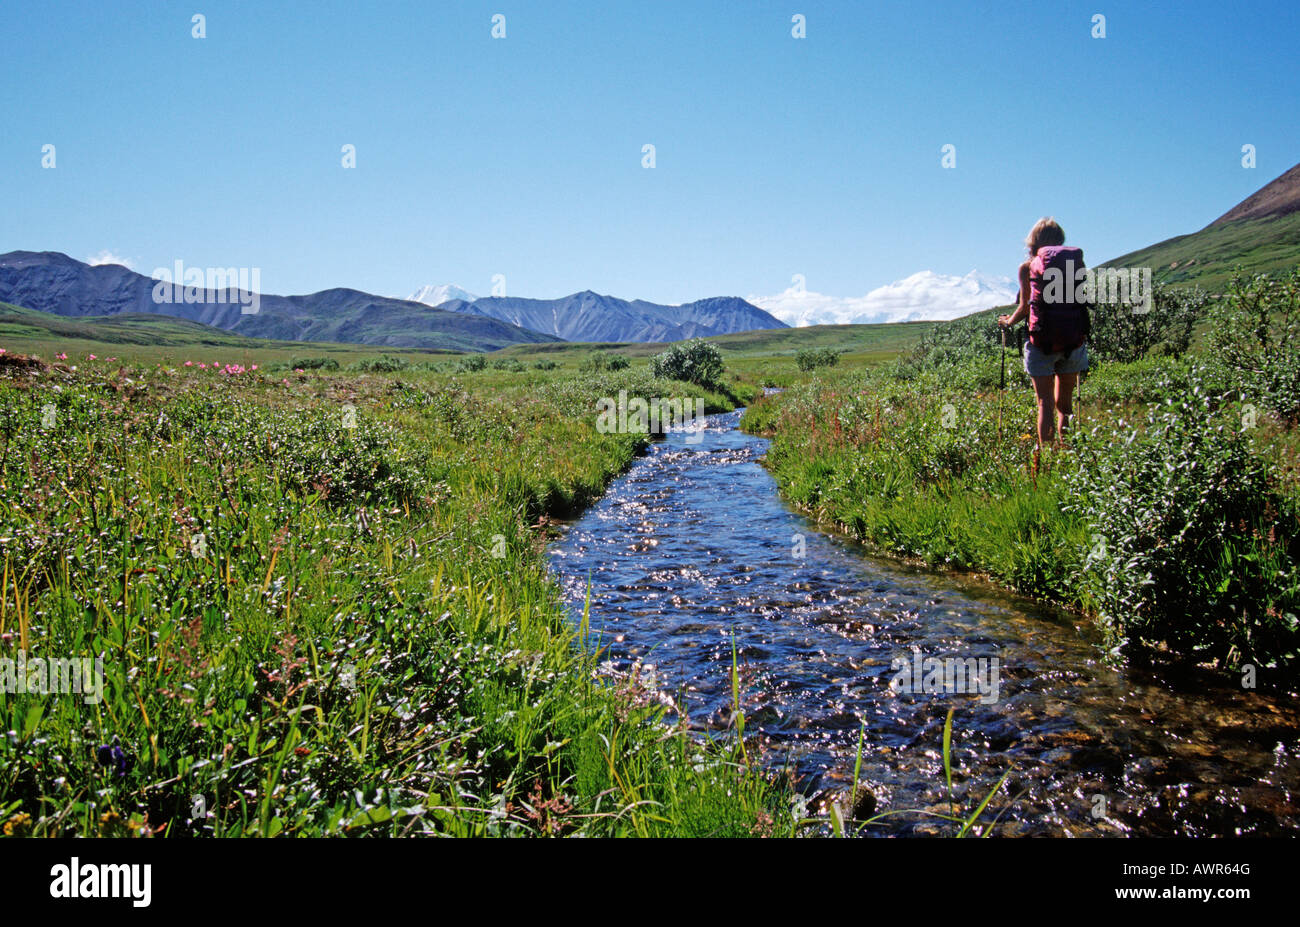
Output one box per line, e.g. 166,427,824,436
997,217,1090,446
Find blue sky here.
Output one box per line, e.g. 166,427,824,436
4,0,1298,309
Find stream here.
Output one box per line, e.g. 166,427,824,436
548,408,1300,836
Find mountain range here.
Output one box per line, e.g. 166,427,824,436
428,291,785,343
0,253,785,351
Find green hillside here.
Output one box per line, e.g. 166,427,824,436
0,301,931,377
0,303,462,367
499,321,937,364
1106,210,1300,293
0,303,274,347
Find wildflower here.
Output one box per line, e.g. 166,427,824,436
88,354,97,360
184,361,193,367
96,737,133,778
2,812,32,836
56,352,68,360
198,363,207,369
250,364,258,371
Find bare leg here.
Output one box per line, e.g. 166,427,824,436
1031,375,1056,445
1055,372,1078,441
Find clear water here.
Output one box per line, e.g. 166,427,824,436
548,410,1300,836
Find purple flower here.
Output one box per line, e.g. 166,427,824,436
96,737,133,778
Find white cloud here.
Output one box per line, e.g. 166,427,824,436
750,270,1017,327
86,250,134,270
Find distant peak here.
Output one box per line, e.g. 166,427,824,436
408,283,479,307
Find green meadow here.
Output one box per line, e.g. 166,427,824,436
0,334,812,836
2,264,1299,838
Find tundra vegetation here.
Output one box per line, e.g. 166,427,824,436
3,267,1296,838
0,348,801,836
742,268,1300,678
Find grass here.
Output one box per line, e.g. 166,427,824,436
0,300,934,389
0,352,791,837
742,374,1094,606
741,304,1300,680
496,320,937,384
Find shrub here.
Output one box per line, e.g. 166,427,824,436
490,358,525,372
579,352,630,373
288,356,340,371
533,359,559,370
795,347,840,372
1206,265,1300,424
1087,281,1204,366
651,338,723,387
1068,376,1300,667
351,355,410,373
1079,354,1203,407
455,355,487,373
907,312,1001,369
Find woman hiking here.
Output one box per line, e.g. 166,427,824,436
998,217,1090,446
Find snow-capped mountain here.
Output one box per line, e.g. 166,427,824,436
0,252,557,352
442,291,785,343
408,284,479,307
750,270,1017,327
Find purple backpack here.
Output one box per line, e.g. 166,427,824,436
1028,245,1090,354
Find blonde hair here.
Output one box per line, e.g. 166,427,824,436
1025,217,1066,256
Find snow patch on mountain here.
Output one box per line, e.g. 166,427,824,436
408,284,479,307
86,250,135,270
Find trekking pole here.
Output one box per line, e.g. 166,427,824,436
999,324,1007,390
999,289,1020,391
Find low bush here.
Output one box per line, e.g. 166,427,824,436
288,356,340,371
651,338,724,388
579,352,630,373
1087,282,1204,366
1068,375,1300,668
1207,265,1300,424
350,355,410,373
455,355,487,373
795,347,840,372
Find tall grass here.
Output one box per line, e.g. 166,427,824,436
0,360,792,836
